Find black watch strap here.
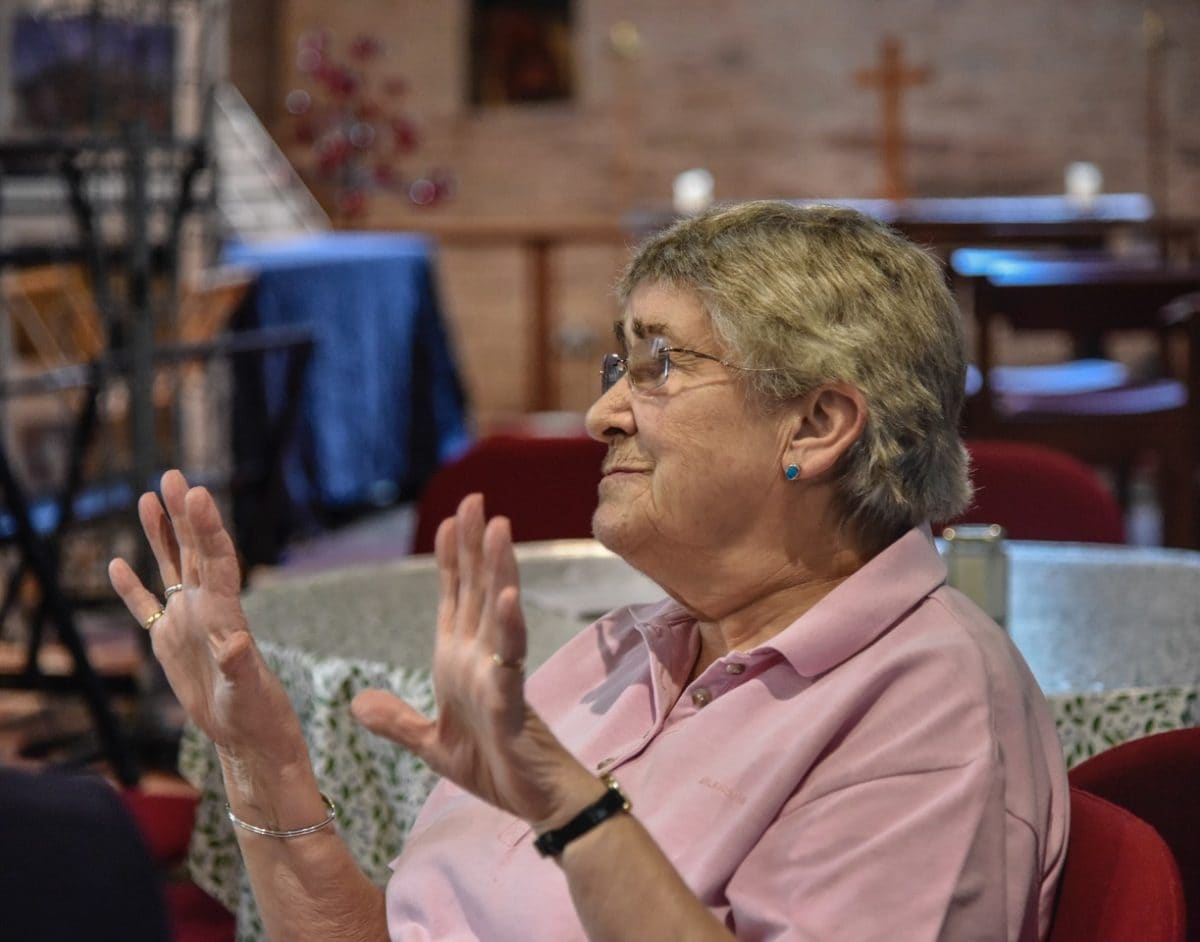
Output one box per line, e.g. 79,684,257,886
534,774,631,857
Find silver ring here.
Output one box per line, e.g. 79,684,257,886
491,652,525,671
164,583,184,601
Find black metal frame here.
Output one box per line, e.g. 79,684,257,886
0,325,314,785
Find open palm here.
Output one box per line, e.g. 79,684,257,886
108,470,306,767
352,495,597,829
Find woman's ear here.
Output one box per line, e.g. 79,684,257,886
783,383,868,481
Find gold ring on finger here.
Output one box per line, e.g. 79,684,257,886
142,609,166,631
491,652,525,671
164,583,184,601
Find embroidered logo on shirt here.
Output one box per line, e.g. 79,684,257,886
699,776,748,805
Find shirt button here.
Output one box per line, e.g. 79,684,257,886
724,662,745,675
690,687,712,708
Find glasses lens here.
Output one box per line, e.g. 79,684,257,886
600,353,626,394
626,337,670,390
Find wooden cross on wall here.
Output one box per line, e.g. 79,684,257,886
1143,10,1169,214
854,35,930,201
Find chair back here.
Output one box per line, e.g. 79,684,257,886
976,262,1200,334
1049,787,1186,941
412,435,606,553
1070,728,1200,942
942,439,1125,543
950,247,1121,279
960,261,1200,547
120,789,236,942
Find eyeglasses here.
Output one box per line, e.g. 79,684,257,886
600,335,776,395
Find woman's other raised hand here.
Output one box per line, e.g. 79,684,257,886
351,494,600,832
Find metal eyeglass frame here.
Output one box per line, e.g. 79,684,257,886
600,335,776,395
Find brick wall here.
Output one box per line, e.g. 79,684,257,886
242,0,1200,424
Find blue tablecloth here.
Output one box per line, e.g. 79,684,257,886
224,233,470,538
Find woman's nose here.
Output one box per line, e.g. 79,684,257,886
585,378,635,442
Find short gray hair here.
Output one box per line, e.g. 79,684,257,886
619,200,971,550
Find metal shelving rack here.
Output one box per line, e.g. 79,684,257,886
0,0,225,783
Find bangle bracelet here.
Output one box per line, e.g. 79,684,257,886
226,793,338,839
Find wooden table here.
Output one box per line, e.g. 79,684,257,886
627,194,1197,256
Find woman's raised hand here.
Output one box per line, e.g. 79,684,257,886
351,495,598,830
108,470,308,771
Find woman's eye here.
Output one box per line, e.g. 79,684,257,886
626,356,662,385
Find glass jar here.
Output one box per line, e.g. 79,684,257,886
942,523,1009,630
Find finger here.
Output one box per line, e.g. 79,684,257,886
108,557,168,629
454,494,487,641
185,486,243,598
160,470,199,584
434,516,458,644
351,689,440,760
480,516,526,667
137,491,182,589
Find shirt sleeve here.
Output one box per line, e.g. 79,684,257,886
723,752,1033,942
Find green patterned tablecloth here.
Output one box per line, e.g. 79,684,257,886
1051,685,1197,768
180,644,439,940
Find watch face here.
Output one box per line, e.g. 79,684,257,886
604,776,632,811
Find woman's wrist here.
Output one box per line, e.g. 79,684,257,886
219,749,324,829
529,766,612,835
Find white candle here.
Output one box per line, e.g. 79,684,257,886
673,168,714,215
1064,161,1102,210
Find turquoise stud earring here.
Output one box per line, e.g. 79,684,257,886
785,464,800,481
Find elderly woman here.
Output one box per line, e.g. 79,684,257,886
110,201,1067,941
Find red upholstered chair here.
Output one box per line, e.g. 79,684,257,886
121,789,236,942
121,788,200,867
1070,729,1200,942
412,435,607,553
941,439,1126,543
162,884,237,942
1049,787,1186,941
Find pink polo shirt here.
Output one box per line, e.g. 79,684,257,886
386,527,1069,940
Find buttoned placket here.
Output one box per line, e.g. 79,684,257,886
588,618,765,771
666,651,763,724
586,620,695,776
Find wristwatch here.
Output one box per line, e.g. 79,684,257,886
533,774,631,857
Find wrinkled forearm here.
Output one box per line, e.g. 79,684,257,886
220,757,389,942
560,809,734,942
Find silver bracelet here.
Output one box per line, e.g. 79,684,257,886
226,793,338,839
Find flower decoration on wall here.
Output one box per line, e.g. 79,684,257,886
285,30,454,220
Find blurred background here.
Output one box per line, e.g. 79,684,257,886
0,0,1197,790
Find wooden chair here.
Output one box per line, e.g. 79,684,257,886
1049,787,1186,942
966,260,1200,547
952,247,1148,399
176,267,253,345
1,263,106,368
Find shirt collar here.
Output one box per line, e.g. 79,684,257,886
620,525,946,681
766,525,947,677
